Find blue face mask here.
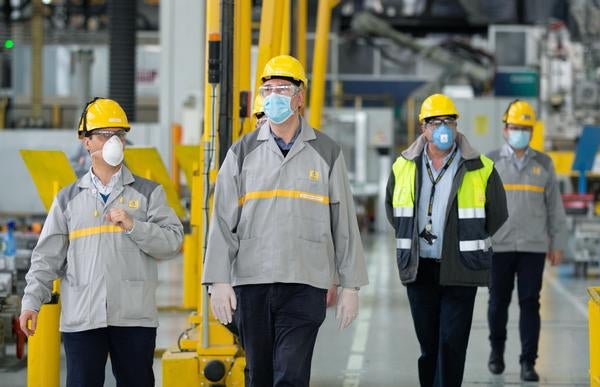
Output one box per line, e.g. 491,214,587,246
264,94,294,124
431,124,454,150
507,129,531,149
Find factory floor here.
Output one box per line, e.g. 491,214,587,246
0,233,593,386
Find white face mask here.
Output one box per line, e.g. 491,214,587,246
102,135,124,166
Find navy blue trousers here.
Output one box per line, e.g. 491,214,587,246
406,259,478,387
488,251,546,364
233,283,327,387
62,326,156,387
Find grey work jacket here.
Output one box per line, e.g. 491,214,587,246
488,144,567,253
21,166,184,332
385,133,508,286
202,118,369,290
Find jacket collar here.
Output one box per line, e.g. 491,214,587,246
256,116,316,143
500,142,531,158
78,164,135,189
401,132,480,161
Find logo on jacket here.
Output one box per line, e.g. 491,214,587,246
309,169,320,181
129,200,139,209
532,166,541,175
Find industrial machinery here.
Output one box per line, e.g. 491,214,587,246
0,229,39,369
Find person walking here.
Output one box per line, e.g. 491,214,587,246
486,100,567,381
385,93,508,387
20,97,184,387
202,55,368,387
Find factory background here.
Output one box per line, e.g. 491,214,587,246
0,0,598,386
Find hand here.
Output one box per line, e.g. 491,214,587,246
19,310,38,337
210,283,237,324
336,288,359,329
106,208,134,231
547,250,563,266
326,285,337,308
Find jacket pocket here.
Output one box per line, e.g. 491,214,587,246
234,238,262,277
120,280,157,320
294,178,330,222
61,284,89,327
459,250,492,270
296,237,331,281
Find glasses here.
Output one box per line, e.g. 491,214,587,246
425,118,457,128
506,124,532,132
258,84,299,98
90,129,127,139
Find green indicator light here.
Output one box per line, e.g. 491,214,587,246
4,40,14,49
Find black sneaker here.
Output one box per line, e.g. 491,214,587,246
488,348,505,375
520,362,540,382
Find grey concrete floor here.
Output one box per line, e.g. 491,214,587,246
0,232,593,386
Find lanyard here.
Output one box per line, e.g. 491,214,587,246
424,147,458,225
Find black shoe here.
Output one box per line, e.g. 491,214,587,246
488,348,505,375
520,362,540,382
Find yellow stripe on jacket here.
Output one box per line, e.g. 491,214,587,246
239,189,330,205
503,184,544,193
69,225,123,240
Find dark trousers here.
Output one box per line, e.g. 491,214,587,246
62,326,156,387
233,283,327,387
406,259,478,387
488,251,545,364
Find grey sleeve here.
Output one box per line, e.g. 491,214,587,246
329,152,369,288
544,161,568,251
22,199,69,312
128,185,184,259
202,150,240,284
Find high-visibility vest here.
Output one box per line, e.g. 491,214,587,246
391,154,494,267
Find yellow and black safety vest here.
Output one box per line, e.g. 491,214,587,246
391,155,494,266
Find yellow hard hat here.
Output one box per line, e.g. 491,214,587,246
503,100,536,127
418,93,460,123
77,98,131,138
261,55,307,87
252,94,264,117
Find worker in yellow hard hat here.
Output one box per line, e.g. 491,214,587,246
20,97,184,387
486,100,567,382
252,94,266,129
203,55,368,386
385,93,508,386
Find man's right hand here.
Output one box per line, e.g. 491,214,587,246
19,310,38,337
209,283,237,324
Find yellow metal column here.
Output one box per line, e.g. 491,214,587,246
29,178,61,387
237,0,252,138
280,0,291,55
295,0,307,68
254,0,278,96
200,0,221,335
232,0,242,144
27,300,60,387
309,0,340,130
173,145,202,309
271,0,284,56
589,287,600,386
